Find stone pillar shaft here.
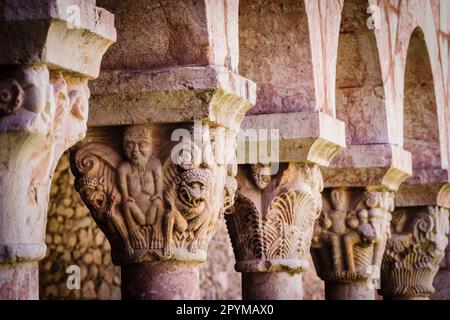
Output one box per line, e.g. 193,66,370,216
311,187,395,300
380,205,449,300
121,263,199,300
325,281,375,300
242,272,303,300
70,0,256,300
0,0,115,299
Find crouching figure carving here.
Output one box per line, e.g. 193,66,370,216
71,123,232,264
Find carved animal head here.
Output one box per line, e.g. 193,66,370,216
76,175,108,212
175,168,211,219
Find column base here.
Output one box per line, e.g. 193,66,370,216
0,262,38,300
242,272,303,300
121,262,199,300
325,281,375,300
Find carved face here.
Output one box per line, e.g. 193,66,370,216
80,184,107,212
124,137,152,164
175,169,211,219
330,188,347,211
179,180,207,211
222,176,238,213
250,163,272,190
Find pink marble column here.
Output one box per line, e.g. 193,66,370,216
121,263,199,300
242,272,303,300
70,0,256,300
0,0,115,299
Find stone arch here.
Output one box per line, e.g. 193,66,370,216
335,0,388,146
403,27,442,171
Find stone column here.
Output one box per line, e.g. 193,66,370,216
230,0,346,300
316,146,412,300
70,0,256,300
226,113,345,300
381,182,450,300
0,0,115,300
380,205,449,300
311,187,397,300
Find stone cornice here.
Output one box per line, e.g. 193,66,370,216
322,144,412,191
87,66,256,131
0,0,116,78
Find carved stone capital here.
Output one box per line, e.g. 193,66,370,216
70,123,237,265
0,68,92,265
311,188,395,283
380,206,449,299
226,162,324,274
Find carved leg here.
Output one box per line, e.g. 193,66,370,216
123,202,147,250
147,199,165,249
111,212,134,256
189,210,211,253
328,233,343,272
342,233,358,273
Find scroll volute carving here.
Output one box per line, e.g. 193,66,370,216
380,206,450,298
311,188,394,281
70,123,231,265
226,162,324,273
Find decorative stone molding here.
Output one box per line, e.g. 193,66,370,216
380,206,449,299
225,161,328,300
227,162,323,274
0,0,115,300
311,188,394,283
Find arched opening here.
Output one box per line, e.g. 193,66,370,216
403,27,440,170
335,0,387,145
239,0,315,115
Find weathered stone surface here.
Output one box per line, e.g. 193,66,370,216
88,66,256,131
98,0,239,72
0,0,116,78
239,112,345,166
381,206,449,300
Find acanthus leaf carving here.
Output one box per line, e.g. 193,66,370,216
380,206,450,298
226,162,323,273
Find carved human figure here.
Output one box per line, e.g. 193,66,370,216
365,192,393,267
342,209,376,272
314,188,349,272
250,163,273,190
117,125,165,250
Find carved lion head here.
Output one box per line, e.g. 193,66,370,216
175,168,211,219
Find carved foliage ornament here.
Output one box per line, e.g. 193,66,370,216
380,206,450,297
311,188,394,282
226,163,323,273
71,124,233,265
